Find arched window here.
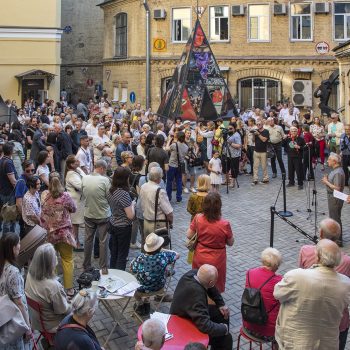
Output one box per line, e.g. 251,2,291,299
115,13,127,58
239,78,280,109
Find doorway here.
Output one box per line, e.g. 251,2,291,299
22,79,44,103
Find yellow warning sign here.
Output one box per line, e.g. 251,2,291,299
153,38,167,52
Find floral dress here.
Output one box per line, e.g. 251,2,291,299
0,263,28,350
41,192,77,248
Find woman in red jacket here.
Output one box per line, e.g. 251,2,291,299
243,248,283,342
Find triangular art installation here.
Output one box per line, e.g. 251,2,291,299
157,19,238,121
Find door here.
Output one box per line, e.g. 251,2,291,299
22,79,44,104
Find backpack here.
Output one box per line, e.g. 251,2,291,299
241,271,274,325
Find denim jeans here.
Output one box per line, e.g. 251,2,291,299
166,166,182,202
0,193,16,235
109,225,132,270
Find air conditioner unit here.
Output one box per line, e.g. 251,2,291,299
292,80,312,107
232,5,245,16
314,2,330,13
154,9,166,20
273,4,287,15
38,90,48,104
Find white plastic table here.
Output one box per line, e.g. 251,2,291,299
97,269,138,348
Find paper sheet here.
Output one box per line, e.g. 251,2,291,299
333,190,349,201
98,277,127,293
150,312,172,340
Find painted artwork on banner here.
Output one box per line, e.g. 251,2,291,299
157,19,237,121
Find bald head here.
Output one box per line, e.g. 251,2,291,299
319,218,341,241
317,239,341,268
141,319,165,350
197,264,218,289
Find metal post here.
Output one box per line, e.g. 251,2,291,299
143,0,151,109
278,174,293,217
270,206,275,247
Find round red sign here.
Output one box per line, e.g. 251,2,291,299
315,41,330,55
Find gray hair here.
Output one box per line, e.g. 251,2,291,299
148,166,163,182
71,290,98,317
28,243,57,281
141,319,166,349
261,247,282,272
94,159,107,170
317,239,341,268
328,152,341,164
148,162,160,170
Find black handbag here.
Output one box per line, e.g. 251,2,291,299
175,142,186,173
154,188,171,248
77,268,101,290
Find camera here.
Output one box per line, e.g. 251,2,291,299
221,128,229,141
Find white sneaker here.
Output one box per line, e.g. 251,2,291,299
130,242,141,249
183,188,189,194
190,187,197,193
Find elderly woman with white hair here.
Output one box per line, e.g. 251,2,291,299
25,243,71,332
54,289,102,350
242,247,283,342
135,318,166,350
322,152,345,246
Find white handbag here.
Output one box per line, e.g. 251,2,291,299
0,294,29,345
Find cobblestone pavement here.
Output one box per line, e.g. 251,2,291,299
71,161,350,350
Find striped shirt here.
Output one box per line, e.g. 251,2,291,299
107,188,132,227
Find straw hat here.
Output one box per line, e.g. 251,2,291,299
144,233,164,253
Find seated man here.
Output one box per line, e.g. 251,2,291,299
135,319,166,350
170,264,232,350
130,233,179,315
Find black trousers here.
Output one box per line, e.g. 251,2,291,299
342,155,350,186
270,142,286,175
208,305,233,350
109,225,132,270
228,157,240,179
288,156,303,186
339,328,348,350
247,146,255,173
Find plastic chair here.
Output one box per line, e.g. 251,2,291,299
132,262,175,323
236,327,276,350
26,294,56,348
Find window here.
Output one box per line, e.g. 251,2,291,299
209,6,229,41
291,3,312,40
239,78,280,109
113,85,119,101
334,3,350,40
121,87,128,103
248,5,270,41
115,13,127,57
172,8,191,42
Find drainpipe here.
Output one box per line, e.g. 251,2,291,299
143,0,151,109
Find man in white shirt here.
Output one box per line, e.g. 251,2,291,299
92,124,110,162
85,115,100,137
76,135,93,174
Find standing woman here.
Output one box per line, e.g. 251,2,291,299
41,173,77,297
107,166,135,270
310,116,326,170
0,232,31,349
9,134,25,177
64,155,86,251
22,175,41,235
136,134,147,158
186,192,234,292
36,150,55,191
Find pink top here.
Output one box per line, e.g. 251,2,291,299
299,245,350,331
243,266,282,337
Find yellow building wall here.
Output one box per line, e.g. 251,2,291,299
0,0,61,104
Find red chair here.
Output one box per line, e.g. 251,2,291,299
26,295,56,349
236,327,276,350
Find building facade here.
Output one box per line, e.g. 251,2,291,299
61,0,104,103
99,0,347,115
0,0,62,106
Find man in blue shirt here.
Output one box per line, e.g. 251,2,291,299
115,131,132,165
0,142,18,234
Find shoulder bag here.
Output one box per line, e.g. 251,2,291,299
185,214,199,252
0,294,29,345
175,142,186,173
153,187,171,247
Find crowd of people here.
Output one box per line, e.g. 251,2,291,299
0,96,350,350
